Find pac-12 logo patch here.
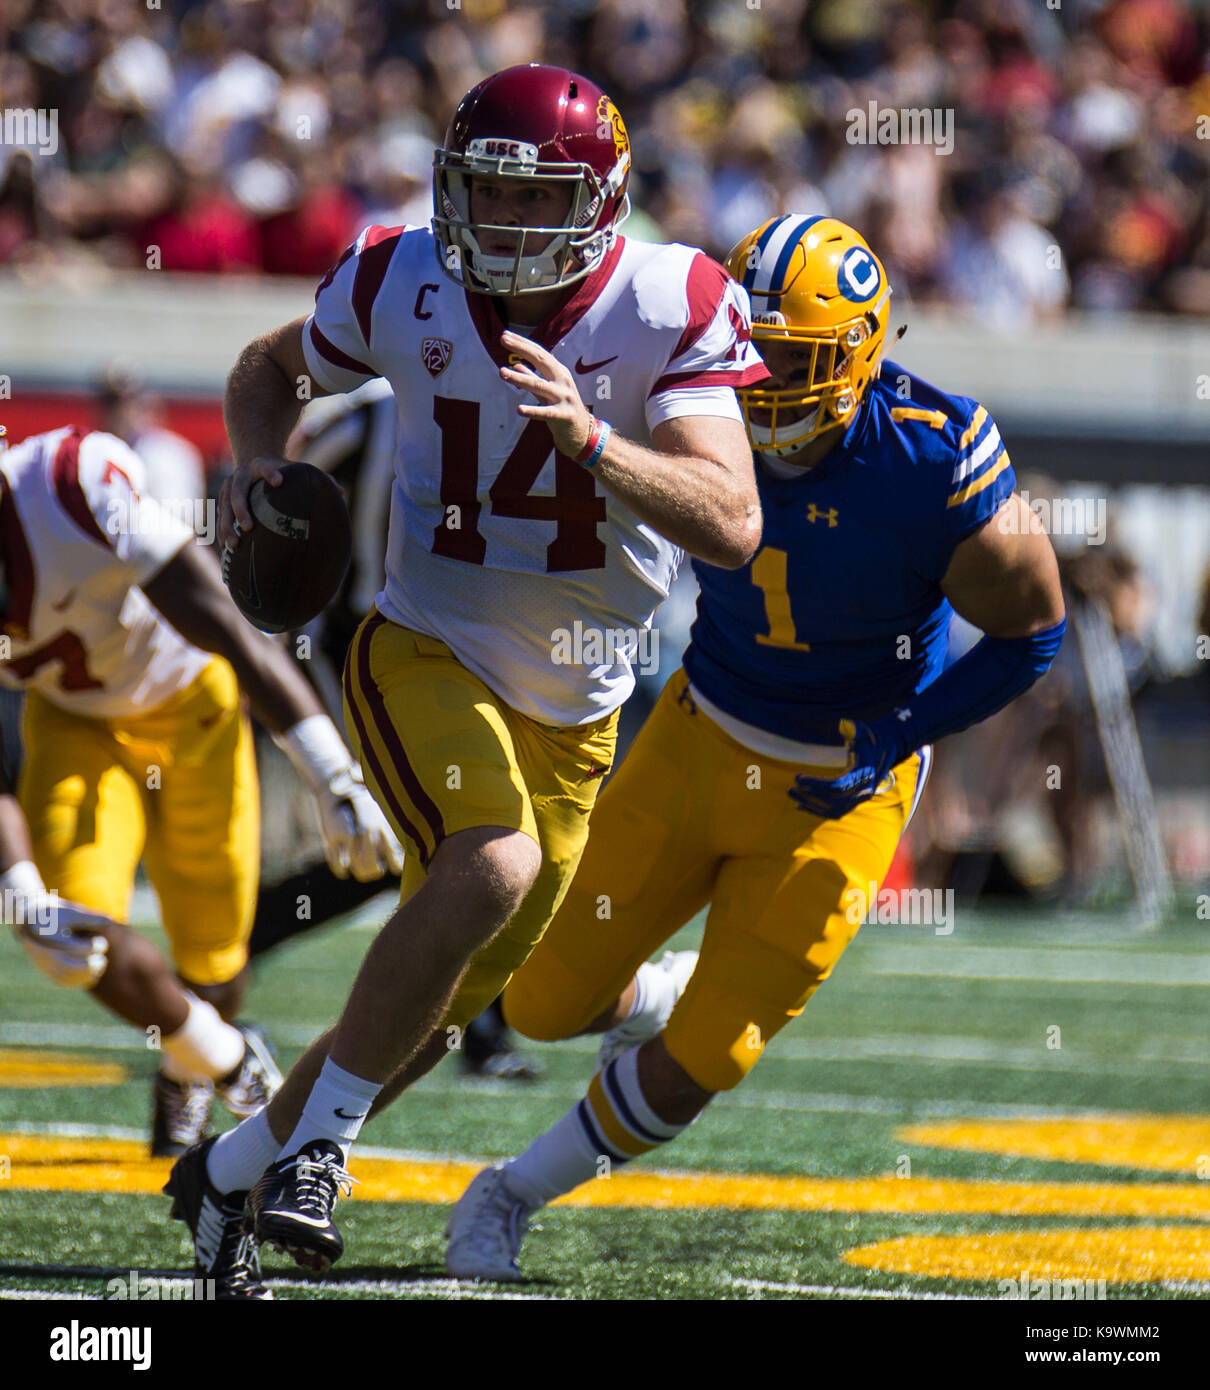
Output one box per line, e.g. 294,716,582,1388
421,337,453,378
836,246,881,302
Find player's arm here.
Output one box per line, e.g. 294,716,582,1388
219,316,331,547
940,493,1065,638
142,543,402,881
791,495,1066,819
500,332,761,570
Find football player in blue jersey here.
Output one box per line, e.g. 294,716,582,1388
441,215,1067,1281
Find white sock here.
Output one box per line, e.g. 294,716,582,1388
504,1106,600,1208
205,1108,280,1195
282,1058,381,1161
624,961,659,1020
160,995,245,1082
505,1045,695,1207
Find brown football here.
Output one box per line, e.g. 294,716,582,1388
221,463,352,633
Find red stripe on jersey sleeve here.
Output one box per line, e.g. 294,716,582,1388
314,240,358,301
52,429,112,549
668,253,733,365
352,226,403,349
647,361,772,399
309,319,374,378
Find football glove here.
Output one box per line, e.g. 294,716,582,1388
314,764,405,881
788,718,902,820
2,861,111,988
276,715,405,882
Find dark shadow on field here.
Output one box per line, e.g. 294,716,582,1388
282,1262,560,1290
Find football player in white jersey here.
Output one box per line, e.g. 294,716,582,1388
164,62,768,1296
0,424,401,1172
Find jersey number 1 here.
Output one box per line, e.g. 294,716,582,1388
752,547,811,651
431,397,607,571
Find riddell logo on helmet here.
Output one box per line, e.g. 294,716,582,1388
753,312,788,327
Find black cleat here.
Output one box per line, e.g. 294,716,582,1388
151,1073,213,1159
163,1136,272,1300
216,1023,283,1120
245,1139,355,1274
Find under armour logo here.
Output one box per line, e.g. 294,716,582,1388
895,707,912,722
806,504,839,527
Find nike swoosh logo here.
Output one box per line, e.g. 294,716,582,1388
51,588,77,612
199,710,223,730
333,1108,367,1120
575,354,618,374
239,545,261,611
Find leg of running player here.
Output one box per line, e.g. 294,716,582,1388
252,825,539,1147
445,736,925,1279
186,968,247,1020
19,689,252,1088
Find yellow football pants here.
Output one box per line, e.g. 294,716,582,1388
342,612,617,1027
505,668,924,1092
20,657,260,986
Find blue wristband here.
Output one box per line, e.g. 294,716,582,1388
581,420,612,468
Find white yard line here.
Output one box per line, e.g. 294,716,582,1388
859,945,1210,987
724,1277,989,1300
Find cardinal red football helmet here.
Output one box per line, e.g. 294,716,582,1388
433,63,632,296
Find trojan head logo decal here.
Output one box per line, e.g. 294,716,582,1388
596,93,629,163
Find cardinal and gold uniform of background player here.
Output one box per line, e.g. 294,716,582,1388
1,425,258,985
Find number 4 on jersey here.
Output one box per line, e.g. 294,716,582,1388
431,397,607,571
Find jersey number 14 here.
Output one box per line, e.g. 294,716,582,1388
431,397,607,571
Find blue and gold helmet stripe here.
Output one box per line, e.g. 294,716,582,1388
744,214,824,308
741,217,785,291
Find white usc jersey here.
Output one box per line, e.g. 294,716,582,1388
0,427,207,719
302,225,768,725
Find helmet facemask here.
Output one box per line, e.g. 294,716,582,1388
743,312,883,459
432,142,630,296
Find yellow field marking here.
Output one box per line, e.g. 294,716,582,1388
3,1134,1210,1219
0,1050,126,1089
898,1116,1210,1174
844,1227,1210,1284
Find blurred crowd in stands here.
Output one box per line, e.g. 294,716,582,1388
2,0,1209,319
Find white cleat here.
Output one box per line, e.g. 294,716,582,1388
444,1165,534,1283
597,948,699,1071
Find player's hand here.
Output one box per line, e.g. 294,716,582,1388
499,331,595,459
218,456,287,549
10,900,111,989
788,718,901,820
314,766,406,882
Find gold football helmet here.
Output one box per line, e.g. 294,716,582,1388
725,216,892,457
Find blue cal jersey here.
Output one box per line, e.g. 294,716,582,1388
683,361,1016,744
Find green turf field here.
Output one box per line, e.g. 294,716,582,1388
1,893,1208,1301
